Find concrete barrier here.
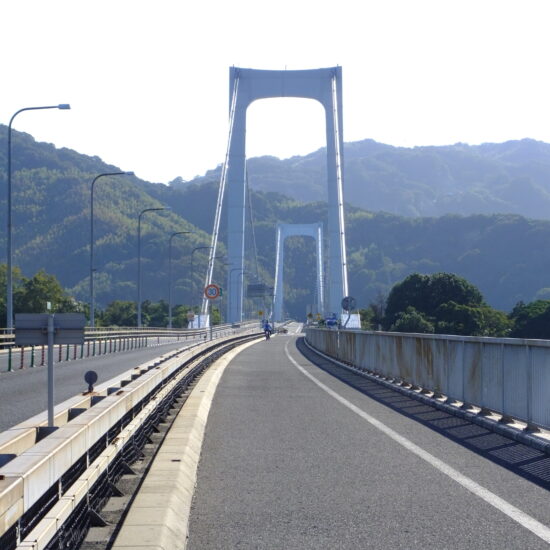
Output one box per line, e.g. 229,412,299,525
0,331,258,547
306,328,550,430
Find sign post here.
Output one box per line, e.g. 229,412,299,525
204,284,220,300
341,296,356,312
15,313,86,427
341,296,357,329
204,284,220,339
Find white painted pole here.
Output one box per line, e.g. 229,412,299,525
47,314,55,428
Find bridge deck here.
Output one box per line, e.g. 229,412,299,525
186,325,550,549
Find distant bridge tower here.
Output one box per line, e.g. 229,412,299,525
273,223,325,322
221,67,349,322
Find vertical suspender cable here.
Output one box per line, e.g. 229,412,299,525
245,165,260,281
331,72,349,298
201,74,240,317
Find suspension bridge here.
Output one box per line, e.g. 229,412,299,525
0,67,548,550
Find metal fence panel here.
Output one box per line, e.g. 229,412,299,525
531,347,550,427
415,338,433,389
431,338,448,395
341,331,355,364
461,341,483,406
354,333,368,370
446,340,464,402
482,343,504,412
386,334,398,378
502,344,529,421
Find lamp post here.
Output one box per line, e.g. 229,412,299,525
137,207,170,328
229,268,248,322
168,231,193,329
217,261,231,323
6,104,71,330
90,171,134,328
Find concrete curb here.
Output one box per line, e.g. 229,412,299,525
111,338,261,550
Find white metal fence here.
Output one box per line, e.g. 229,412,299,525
305,328,550,430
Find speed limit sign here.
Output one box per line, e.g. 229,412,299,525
204,284,220,300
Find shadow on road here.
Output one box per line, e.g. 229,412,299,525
295,337,550,492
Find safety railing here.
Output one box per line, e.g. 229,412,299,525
305,328,550,431
0,321,258,347
0,321,259,372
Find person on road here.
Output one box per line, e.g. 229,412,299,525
263,321,272,340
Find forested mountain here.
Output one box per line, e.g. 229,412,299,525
181,138,550,219
0,126,216,313
1,125,550,320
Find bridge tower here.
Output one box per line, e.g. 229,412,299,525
222,67,349,322
273,223,324,322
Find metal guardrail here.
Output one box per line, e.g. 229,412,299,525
0,326,262,550
0,322,260,372
305,328,550,431
0,321,259,348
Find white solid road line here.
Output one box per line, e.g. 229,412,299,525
284,340,550,545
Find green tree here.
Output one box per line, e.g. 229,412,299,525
510,300,550,338
14,269,81,314
210,306,221,325
384,272,483,329
101,301,137,327
142,300,168,327
384,273,428,329
428,272,483,314
434,302,485,336
390,307,434,333
384,272,508,337
478,306,512,337
359,294,386,330
0,264,24,324
358,308,375,330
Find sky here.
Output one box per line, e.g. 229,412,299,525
2,0,550,184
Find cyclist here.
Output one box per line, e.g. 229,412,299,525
263,321,272,340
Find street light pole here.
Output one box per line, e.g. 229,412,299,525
6,104,71,330
217,261,231,324
90,171,134,328
137,207,169,328
168,231,193,329
229,268,247,323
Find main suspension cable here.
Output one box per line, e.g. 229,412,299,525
201,72,240,317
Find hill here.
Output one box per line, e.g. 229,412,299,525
181,138,550,219
2,126,550,320
137,177,550,314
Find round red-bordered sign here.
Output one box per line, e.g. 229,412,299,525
204,283,220,300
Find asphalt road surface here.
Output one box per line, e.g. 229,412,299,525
187,324,550,549
0,338,202,432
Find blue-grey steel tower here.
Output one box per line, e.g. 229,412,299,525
222,67,349,322
273,223,325,322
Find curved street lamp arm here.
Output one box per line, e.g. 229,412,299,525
137,207,170,327
89,171,134,327
6,103,71,331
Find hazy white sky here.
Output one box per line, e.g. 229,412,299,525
2,0,550,183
